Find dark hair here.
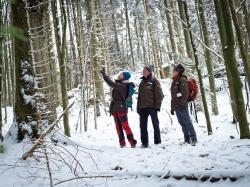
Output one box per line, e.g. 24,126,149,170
174,64,185,73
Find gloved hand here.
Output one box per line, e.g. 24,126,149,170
100,68,106,75
170,109,174,115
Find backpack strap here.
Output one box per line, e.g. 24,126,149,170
151,78,157,107
118,82,131,111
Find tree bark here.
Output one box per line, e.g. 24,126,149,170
86,0,104,119
214,0,238,122
51,0,71,137
12,0,38,141
164,0,176,57
197,0,219,115
228,0,250,91
0,0,3,141
110,0,122,68
242,1,250,45
177,0,193,60
170,0,185,57
183,1,213,135
215,0,250,138
143,0,165,78
124,0,135,69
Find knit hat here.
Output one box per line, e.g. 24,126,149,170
174,64,185,73
123,71,131,80
144,65,154,74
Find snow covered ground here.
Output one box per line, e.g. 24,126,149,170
1,75,250,187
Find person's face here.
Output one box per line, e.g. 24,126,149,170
118,72,124,80
173,70,179,77
143,68,151,78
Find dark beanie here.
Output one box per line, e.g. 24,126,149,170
174,64,185,73
123,71,131,80
144,65,154,74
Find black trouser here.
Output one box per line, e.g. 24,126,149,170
139,108,161,146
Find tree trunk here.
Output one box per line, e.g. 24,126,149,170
0,0,3,141
170,0,185,57
124,0,135,69
51,0,71,137
3,5,12,107
110,0,122,68
215,0,250,138
12,0,38,141
3,43,7,123
66,1,76,89
242,1,250,45
183,1,213,135
197,0,219,115
228,0,250,91
213,0,238,122
177,0,193,60
28,0,57,125
71,1,80,88
164,0,176,57
137,11,148,66
86,0,104,118
143,0,165,78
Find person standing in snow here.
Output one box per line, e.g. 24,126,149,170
170,64,197,146
100,69,137,148
137,66,164,148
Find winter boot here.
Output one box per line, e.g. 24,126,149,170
131,140,137,148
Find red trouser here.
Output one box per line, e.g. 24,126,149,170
112,112,136,146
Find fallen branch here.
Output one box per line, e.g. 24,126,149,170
21,101,76,160
44,148,53,187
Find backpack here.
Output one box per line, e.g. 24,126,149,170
126,83,135,109
187,78,198,102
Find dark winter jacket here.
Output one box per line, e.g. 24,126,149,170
171,75,189,111
102,74,129,114
137,76,164,113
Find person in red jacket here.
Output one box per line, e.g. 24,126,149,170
100,69,137,148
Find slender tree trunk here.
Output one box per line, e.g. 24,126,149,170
71,1,80,88
3,4,12,107
228,0,250,91
137,13,147,66
144,0,165,78
0,0,3,141
3,44,7,123
183,1,212,135
76,0,84,83
170,0,185,57
242,1,250,45
51,0,71,137
66,1,76,89
86,0,104,118
164,0,176,57
215,0,250,138
134,17,141,63
177,0,193,60
197,0,219,115
110,0,122,67
124,0,135,69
